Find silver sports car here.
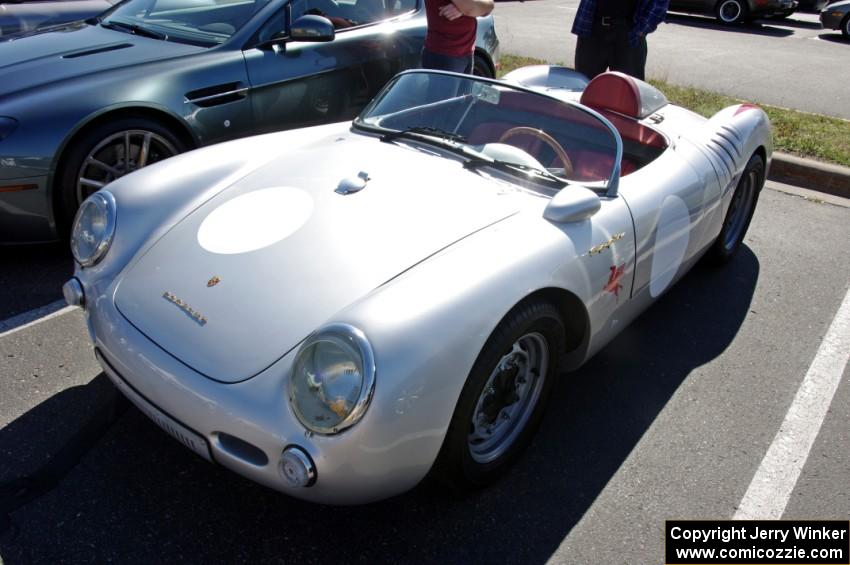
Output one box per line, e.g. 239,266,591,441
64,67,771,504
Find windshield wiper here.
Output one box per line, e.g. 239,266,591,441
464,156,566,186
381,126,466,144
101,19,167,41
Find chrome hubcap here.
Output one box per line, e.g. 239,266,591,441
719,0,742,22
76,130,177,204
468,332,548,464
723,168,756,252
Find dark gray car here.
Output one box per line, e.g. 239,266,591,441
668,0,798,23
0,0,499,243
820,0,850,37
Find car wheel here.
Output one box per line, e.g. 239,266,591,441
715,0,749,24
473,53,494,78
56,116,185,234
842,14,850,38
709,152,764,264
432,300,565,489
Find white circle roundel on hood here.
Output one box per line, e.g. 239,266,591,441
197,187,313,254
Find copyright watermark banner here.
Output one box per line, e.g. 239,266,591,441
665,520,849,564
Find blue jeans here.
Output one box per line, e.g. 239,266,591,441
421,48,473,74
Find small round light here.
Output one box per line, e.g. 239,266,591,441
71,191,116,267
289,324,376,435
279,446,316,487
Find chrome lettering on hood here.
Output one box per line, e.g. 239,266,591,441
163,291,208,326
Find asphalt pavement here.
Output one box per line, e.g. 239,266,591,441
1,183,848,564
494,0,850,119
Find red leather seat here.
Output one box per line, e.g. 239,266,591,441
580,72,642,118
580,72,667,150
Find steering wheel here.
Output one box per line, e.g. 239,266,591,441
498,127,573,178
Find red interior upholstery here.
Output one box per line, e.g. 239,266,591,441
579,73,667,151
597,110,667,149
580,72,641,118
464,84,665,181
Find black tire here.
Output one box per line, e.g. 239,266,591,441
709,152,764,265
55,116,186,236
715,0,749,24
473,53,494,78
431,300,565,490
842,15,850,39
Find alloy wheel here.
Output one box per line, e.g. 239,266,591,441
468,332,548,464
76,129,178,204
718,0,743,23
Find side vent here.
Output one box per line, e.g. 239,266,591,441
705,124,745,184
185,82,248,107
62,43,134,58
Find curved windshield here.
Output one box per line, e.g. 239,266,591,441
355,71,621,186
103,0,272,45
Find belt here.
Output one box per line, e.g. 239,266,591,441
598,16,630,26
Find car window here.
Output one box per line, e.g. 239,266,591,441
103,0,273,44
356,72,621,187
295,0,415,28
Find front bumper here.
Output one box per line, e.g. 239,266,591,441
820,8,846,28
0,174,55,243
83,283,440,505
756,0,798,16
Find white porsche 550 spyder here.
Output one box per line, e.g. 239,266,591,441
64,66,771,504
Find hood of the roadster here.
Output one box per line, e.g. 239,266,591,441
114,133,522,382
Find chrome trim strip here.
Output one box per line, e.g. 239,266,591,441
185,87,250,105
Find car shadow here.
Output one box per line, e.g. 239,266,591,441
0,247,760,563
0,243,72,321
818,32,850,43
767,17,823,30
665,13,794,36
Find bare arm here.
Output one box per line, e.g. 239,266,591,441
439,0,493,18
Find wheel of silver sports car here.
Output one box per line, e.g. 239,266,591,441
709,152,764,264
431,300,565,489
715,0,748,24
56,116,186,236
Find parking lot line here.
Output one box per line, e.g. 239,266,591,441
0,300,75,338
734,285,850,520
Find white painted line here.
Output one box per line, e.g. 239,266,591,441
734,285,850,520
0,300,77,338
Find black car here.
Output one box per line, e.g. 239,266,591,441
668,0,798,24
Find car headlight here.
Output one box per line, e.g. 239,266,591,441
71,191,116,267
0,117,18,142
289,324,376,435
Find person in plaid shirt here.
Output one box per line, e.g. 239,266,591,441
571,0,668,81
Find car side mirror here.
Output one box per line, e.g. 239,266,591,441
290,14,335,42
257,15,335,49
543,185,602,223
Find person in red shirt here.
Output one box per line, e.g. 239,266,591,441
422,0,494,74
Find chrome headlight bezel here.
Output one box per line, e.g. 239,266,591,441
288,324,376,435
71,191,117,268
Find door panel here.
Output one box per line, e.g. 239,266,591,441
618,148,720,306
557,196,637,364
243,9,424,134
